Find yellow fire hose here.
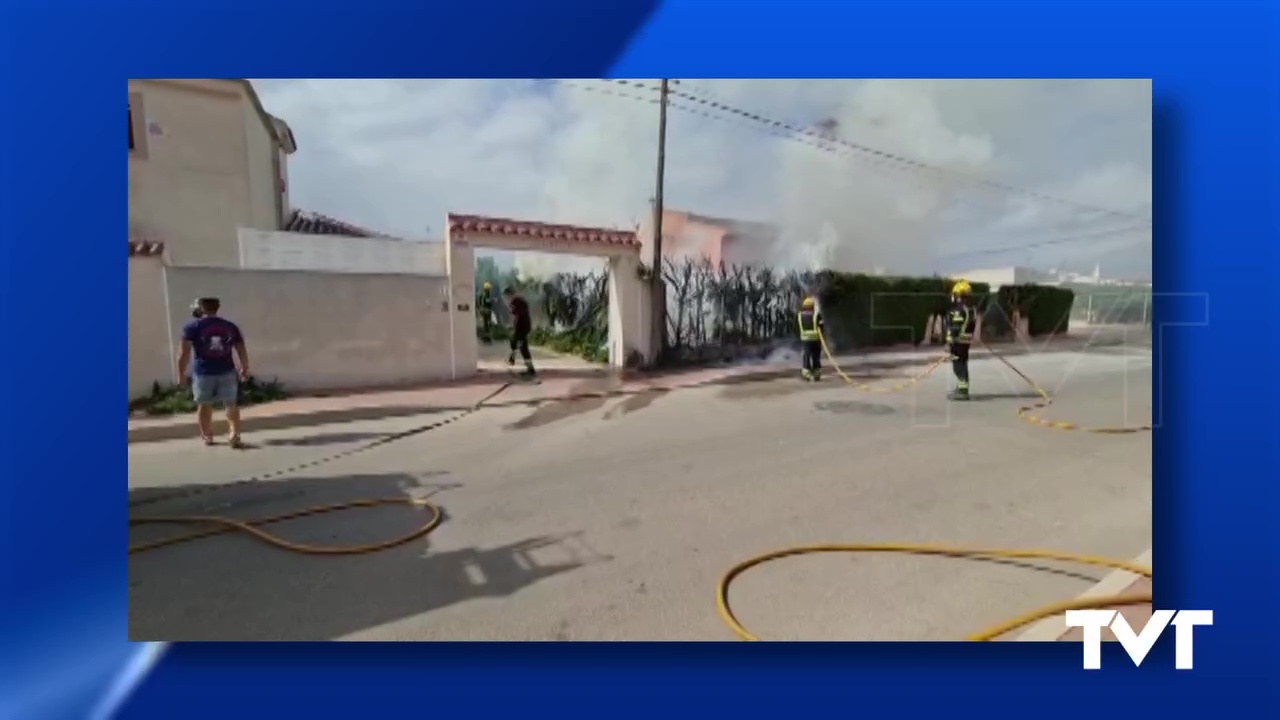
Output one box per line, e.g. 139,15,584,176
816,331,952,392
129,498,442,555
711,330,1155,642
716,543,1153,641
817,329,1153,434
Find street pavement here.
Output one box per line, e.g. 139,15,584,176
129,344,1152,641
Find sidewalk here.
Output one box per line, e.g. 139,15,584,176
127,332,1124,444
1015,549,1153,642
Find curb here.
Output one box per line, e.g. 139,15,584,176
126,340,1109,445
127,404,478,444
1015,548,1153,641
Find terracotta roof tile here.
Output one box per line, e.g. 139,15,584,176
128,241,165,257
285,209,390,238
448,213,639,248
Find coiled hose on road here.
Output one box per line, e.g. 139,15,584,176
716,543,1153,641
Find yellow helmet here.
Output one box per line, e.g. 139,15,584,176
483,281,492,289
951,280,972,296
801,296,816,309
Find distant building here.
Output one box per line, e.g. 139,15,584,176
953,264,1150,290
1045,263,1150,287
950,266,1053,290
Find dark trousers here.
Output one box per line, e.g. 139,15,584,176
509,330,534,369
951,342,970,390
802,340,822,373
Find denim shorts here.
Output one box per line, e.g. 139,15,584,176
192,372,239,406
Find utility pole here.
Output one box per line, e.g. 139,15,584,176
650,78,670,361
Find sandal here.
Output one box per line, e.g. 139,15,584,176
201,435,216,446
228,436,244,449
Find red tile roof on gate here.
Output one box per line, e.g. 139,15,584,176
448,213,640,248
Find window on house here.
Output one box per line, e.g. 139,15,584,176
128,92,147,157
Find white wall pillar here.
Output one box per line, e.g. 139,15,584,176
444,225,478,380
608,253,653,368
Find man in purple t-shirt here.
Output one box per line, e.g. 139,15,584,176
178,297,250,447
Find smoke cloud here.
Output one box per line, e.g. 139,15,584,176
253,79,1151,279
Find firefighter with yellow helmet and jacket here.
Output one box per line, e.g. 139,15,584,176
797,296,824,381
477,281,495,342
946,279,977,400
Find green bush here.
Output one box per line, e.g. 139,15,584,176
996,284,1075,337
813,272,991,350
129,377,290,417
480,323,511,341
530,325,609,364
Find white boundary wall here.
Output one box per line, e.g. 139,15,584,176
238,228,447,276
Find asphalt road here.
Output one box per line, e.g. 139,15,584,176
129,345,1153,641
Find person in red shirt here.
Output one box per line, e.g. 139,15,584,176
503,287,536,378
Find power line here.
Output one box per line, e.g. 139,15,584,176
621,79,1152,227
553,80,1140,237
549,80,1150,263
934,223,1151,261
553,80,1009,219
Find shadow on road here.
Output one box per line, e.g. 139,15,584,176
505,395,609,430
604,389,670,420
128,471,608,640
503,376,674,431
958,555,1105,585
965,392,1045,402
720,376,853,400
812,400,897,416
262,431,388,447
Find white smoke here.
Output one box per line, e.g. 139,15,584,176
255,79,1152,279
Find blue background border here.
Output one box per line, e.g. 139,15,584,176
2,0,1277,718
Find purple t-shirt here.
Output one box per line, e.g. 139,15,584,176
182,316,243,376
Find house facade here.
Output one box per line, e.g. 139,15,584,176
128,79,401,398
128,79,299,267
640,208,779,268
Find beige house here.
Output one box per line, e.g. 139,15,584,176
128,79,299,267
128,79,399,398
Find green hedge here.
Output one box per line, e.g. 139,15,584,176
1069,287,1150,325
810,274,1073,350
128,377,290,416
995,284,1075,337
529,325,609,364
813,272,992,350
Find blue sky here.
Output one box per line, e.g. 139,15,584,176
254,79,1152,279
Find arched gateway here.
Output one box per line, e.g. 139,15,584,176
443,213,654,379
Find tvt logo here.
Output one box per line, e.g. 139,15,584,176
1065,609,1213,669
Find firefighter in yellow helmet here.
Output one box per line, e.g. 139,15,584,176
477,281,495,343
797,296,825,381
946,280,977,400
